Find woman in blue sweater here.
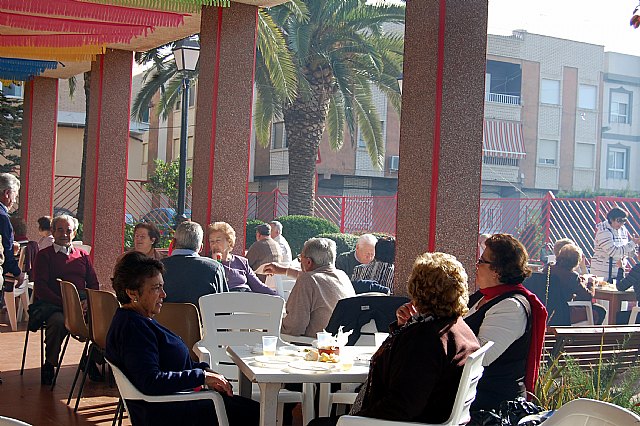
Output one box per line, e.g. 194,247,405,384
106,251,258,425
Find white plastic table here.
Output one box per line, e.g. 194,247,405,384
226,345,374,426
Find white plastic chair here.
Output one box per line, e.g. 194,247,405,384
629,306,640,324
541,398,640,425
71,241,92,254
106,360,229,426
275,276,297,301
0,416,31,426
336,341,494,426
194,293,307,422
567,301,594,325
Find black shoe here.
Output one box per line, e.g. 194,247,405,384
87,360,104,382
41,362,54,385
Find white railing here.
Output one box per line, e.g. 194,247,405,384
485,92,520,105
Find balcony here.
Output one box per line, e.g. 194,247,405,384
485,92,520,105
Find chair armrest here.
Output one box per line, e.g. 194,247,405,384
194,344,211,365
144,390,229,426
337,416,421,426
280,334,314,346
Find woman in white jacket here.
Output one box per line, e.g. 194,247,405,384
591,207,639,282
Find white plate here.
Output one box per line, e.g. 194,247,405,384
288,360,336,372
254,355,295,365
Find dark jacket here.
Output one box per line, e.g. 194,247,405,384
356,316,480,423
617,263,640,301
162,254,228,308
325,295,409,345
465,291,532,411
335,250,361,278
0,206,20,276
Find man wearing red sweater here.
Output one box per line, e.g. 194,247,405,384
33,215,99,385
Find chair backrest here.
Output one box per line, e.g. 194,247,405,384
197,293,284,383
445,341,494,425
567,301,594,326
86,289,119,349
325,295,410,346
155,302,202,361
0,416,31,426
273,275,296,300
59,281,90,339
629,306,640,324
542,398,640,425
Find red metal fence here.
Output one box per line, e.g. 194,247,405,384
53,178,639,262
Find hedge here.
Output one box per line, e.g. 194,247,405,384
245,219,265,249
316,233,359,256
277,216,339,257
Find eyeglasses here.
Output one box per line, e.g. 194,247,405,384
616,218,628,224
477,257,493,266
297,254,305,262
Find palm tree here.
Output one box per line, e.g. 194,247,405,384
274,0,404,214
132,0,404,216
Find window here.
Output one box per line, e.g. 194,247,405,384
0,83,23,98
575,143,594,169
142,143,149,164
607,146,628,179
271,122,287,149
610,90,631,124
540,79,560,105
189,84,196,107
578,84,597,110
537,139,558,166
358,121,385,148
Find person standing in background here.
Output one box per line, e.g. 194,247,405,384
591,207,640,283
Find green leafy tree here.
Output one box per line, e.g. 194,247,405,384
144,159,193,206
0,91,23,173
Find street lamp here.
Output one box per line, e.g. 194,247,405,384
172,37,200,220
397,73,403,95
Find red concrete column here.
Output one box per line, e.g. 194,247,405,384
83,49,133,287
395,0,488,294
192,4,257,254
18,77,58,240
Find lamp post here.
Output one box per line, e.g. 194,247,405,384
172,37,200,220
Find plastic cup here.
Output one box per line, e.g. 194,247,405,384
340,353,354,371
262,336,277,356
374,332,389,348
317,331,332,349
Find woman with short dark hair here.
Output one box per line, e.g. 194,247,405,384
106,251,258,426
464,234,547,411
591,207,639,282
132,222,164,260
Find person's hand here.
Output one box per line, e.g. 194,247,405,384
204,371,233,396
13,242,19,255
396,302,417,326
81,299,88,314
632,236,640,245
616,259,623,268
262,263,286,276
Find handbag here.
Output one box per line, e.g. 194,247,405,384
469,398,544,426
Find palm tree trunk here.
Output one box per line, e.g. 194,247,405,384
76,71,90,222
284,70,331,216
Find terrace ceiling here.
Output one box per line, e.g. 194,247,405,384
0,0,287,80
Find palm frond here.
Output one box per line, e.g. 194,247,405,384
67,76,77,99
326,91,346,150
351,77,384,169
158,75,184,121
131,61,178,121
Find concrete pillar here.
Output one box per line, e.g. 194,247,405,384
395,0,488,294
19,77,58,240
192,4,257,254
83,49,133,286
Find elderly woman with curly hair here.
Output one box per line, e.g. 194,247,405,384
465,234,547,412
310,252,480,426
207,222,277,295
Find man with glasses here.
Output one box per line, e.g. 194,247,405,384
591,207,640,283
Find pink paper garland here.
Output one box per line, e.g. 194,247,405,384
0,0,186,28
0,34,137,48
0,12,152,36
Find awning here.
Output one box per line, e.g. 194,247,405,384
483,119,526,159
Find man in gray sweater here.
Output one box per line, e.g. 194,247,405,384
162,221,228,308
265,238,355,337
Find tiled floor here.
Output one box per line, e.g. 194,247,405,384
0,313,130,425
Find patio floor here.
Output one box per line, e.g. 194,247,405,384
0,312,130,425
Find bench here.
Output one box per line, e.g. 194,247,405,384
543,325,640,370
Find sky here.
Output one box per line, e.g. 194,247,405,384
376,0,640,56
487,0,640,56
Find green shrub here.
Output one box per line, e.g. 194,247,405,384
317,233,359,255
245,219,265,249
277,216,340,257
